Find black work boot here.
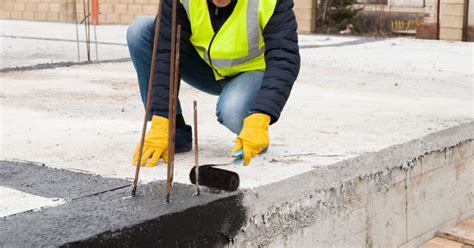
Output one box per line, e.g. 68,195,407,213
175,124,192,153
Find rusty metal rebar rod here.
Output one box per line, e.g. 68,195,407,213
82,0,90,61
193,100,200,195
93,19,99,62
73,0,80,62
166,24,181,203
86,0,91,61
131,0,164,196
166,0,178,203
436,0,441,40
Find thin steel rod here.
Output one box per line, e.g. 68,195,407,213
82,0,89,61
172,26,181,183
93,21,99,62
73,0,81,62
193,100,200,195
87,0,91,62
166,0,178,203
166,24,181,203
436,0,441,40
131,1,164,196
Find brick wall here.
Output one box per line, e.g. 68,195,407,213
1,0,317,33
416,23,437,39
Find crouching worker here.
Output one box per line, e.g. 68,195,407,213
127,0,300,167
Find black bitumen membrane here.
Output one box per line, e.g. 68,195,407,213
0,161,246,247
0,160,130,199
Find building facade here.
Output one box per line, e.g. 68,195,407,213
0,0,471,41
0,0,317,33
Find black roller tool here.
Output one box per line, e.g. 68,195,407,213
189,165,240,192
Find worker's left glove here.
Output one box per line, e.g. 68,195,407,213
132,115,169,167
232,113,271,166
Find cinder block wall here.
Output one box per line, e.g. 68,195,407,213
439,0,468,40
294,0,316,33
0,0,161,24
1,0,63,22
73,0,159,24
2,0,472,40
1,0,317,32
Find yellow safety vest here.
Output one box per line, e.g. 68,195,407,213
181,0,277,80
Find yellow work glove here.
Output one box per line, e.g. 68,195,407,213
133,115,169,167
232,113,271,166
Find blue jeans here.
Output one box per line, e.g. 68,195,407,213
127,16,264,134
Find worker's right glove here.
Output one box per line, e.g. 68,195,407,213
232,113,271,166
133,115,168,167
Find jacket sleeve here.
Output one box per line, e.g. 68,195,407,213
251,0,301,124
150,0,191,117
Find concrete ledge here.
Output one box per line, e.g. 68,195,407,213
1,123,472,247
237,122,473,247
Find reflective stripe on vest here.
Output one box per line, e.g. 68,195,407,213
202,0,261,67
181,0,276,79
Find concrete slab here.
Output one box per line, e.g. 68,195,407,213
1,20,129,69
1,31,472,189
1,124,472,247
0,20,473,246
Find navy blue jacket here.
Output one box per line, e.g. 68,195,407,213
151,0,300,124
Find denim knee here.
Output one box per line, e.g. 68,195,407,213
215,71,264,134
126,16,152,51
216,98,246,134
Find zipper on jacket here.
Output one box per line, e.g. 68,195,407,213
207,32,224,78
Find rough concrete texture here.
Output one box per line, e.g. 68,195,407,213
1,125,471,247
1,20,473,246
235,123,473,247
